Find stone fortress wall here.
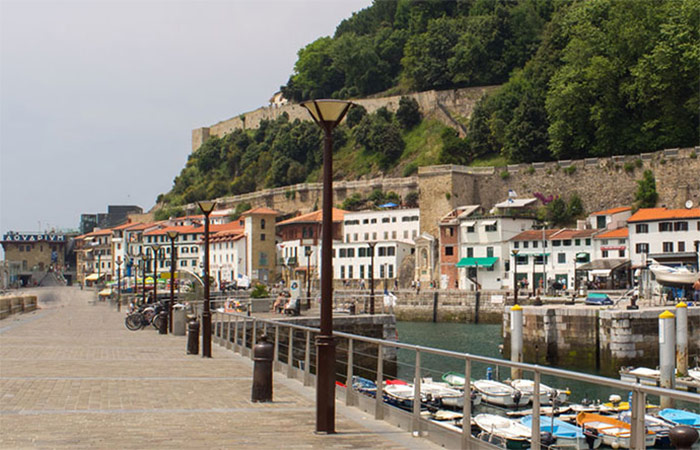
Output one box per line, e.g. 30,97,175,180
177,146,700,238
191,85,498,151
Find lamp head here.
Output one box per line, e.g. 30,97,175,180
512,249,520,256
197,200,216,215
300,99,353,130
166,230,179,240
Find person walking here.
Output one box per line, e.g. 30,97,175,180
693,277,700,303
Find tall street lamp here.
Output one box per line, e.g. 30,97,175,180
141,252,150,305
367,242,376,315
512,249,520,305
167,230,179,333
115,257,122,312
301,99,353,434
151,245,161,306
305,246,313,309
198,200,217,358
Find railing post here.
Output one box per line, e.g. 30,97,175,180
263,322,268,337
273,325,280,372
226,315,232,349
630,388,646,448
412,350,422,436
287,328,294,378
345,338,354,406
461,359,472,449
375,343,384,420
242,317,247,356
531,370,541,449
233,315,239,352
251,319,257,359
304,330,312,386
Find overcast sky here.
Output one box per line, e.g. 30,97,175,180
0,0,372,235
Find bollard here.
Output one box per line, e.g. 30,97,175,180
658,310,675,408
676,302,688,376
187,320,200,355
158,311,168,335
669,426,699,450
511,304,523,380
251,334,274,402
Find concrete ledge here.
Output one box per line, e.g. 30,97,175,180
0,295,37,319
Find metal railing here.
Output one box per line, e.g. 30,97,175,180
208,310,699,449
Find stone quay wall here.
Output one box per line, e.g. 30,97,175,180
394,289,510,324
0,295,38,319
502,306,700,377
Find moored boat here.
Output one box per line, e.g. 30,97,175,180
420,380,465,409
473,379,529,408
383,382,425,411
520,415,601,450
689,368,700,383
509,379,570,405
474,413,531,449
576,411,656,448
649,262,698,285
658,408,700,429
618,411,673,448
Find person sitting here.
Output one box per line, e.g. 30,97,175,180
272,292,286,313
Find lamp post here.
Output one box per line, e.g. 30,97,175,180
167,231,179,333
198,200,217,358
141,252,150,305
115,257,122,312
367,242,376,315
512,249,520,305
305,247,312,309
151,245,161,306
301,99,353,434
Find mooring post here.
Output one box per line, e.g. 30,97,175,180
659,310,676,408
676,302,688,377
432,291,438,323
511,304,523,380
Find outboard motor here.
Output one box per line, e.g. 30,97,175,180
583,427,599,450
540,431,556,449
512,390,522,406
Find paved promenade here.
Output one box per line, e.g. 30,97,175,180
0,287,438,449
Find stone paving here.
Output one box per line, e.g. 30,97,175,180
0,287,439,449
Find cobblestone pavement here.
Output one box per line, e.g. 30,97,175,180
0,288,439,449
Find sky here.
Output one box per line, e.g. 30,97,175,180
0,0,372,236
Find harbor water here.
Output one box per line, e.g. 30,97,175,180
395,321,699,413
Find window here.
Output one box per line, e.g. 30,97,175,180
359,248,367,257
678,241,685,252
585,239,591,246
260,219,265,230
486,247,494,258
346,234,350,242
449,227,454,237
392,231,396,239
348,266,354,279
553,240,561,247
363,219,369,224
354,233,358,241
659,222,673,232
379,265,385,278
445,247,454,256
347,248,355,258
365,233,369,240
339,249,347,258
674,222,688,231
596,216,606,229
513,242,519,249
635,243,649,254
563,240,572,246
534,255,547,265
485,223,497,232
523,241,529,249
392,217,396,223
532,241,538,248
636,224,649,233
378,247,387,257
260,234,265,241
601,239,609,245
388,265,394,278
516,255,528,265
467,247,474,258
575,239,580,246
359,265,365,278
558,253,566,264
602,250,609,258
387,247,395,256
466,225,475,233
412,230,417,238
340,266,345,278
382,218,390,223
371,219,377,224
619,250,625,258
403,231,408,239
662,242,674,252
383,232,388,240
372,232,377,240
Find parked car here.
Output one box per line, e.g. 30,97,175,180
585,293,613,305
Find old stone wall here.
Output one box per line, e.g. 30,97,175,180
393,289,510,324
192,85,499,151
502,306,700,377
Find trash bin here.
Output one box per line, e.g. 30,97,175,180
251,335,273,402
173,305,186,336
187,320,200,355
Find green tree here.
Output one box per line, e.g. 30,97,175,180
567,193,584,220
634,170,658,208
346,104,367,128
396,96,422,130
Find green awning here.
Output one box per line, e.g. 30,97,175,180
456,257,498,268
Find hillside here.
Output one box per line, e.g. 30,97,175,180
158,0,699,211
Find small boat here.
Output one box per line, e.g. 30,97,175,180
689,368,700,383
649,262,698,285
509,379,570,405
602,394,658,412
442,371,468,387
618,411,673,448
473,379,529,408
521,415,601,450
576,412,656,448
351,375,376,397
420,380,465,409
658,408,700,429
422,377,482,407
474,413,531,449
383,383,426,411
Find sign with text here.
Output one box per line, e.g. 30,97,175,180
2,233,65,242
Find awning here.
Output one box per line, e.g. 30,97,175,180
463,221,476,227
590,269,611,276
85,273,102,281
482,220,497,226
456,257,498,268
577,258,630,272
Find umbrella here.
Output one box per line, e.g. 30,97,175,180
98,288,112,296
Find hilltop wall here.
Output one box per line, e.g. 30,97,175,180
191,85,498,151
177,147,700,238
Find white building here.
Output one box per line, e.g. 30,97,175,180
342,208,420,244
587,206,632,231
333,241,413,288
628,207,700,268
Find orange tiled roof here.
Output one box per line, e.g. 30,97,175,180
85,228,113,237
144,225,201,236
210,231,246,243
595,227,628,239
245,206,278,216
510,229,563,241
191,222,245,234
551,228,597,239
590,206,632,216
628,207,700,222
277,208,346,225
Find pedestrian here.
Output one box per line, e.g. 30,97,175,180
693,277,700,303
416,280,421,294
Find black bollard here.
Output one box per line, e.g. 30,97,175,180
158,311,168,335
251,334,274,402
669,425,699,449
540,432,556,449
187,320,200,355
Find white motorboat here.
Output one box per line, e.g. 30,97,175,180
576,412,656,449
474,413,531,449
649,262,698,285
509,379,569,405
420,380,465,409
689,367,700,383
473,379,529,408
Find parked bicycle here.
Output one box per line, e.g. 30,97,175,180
124,301,167,331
